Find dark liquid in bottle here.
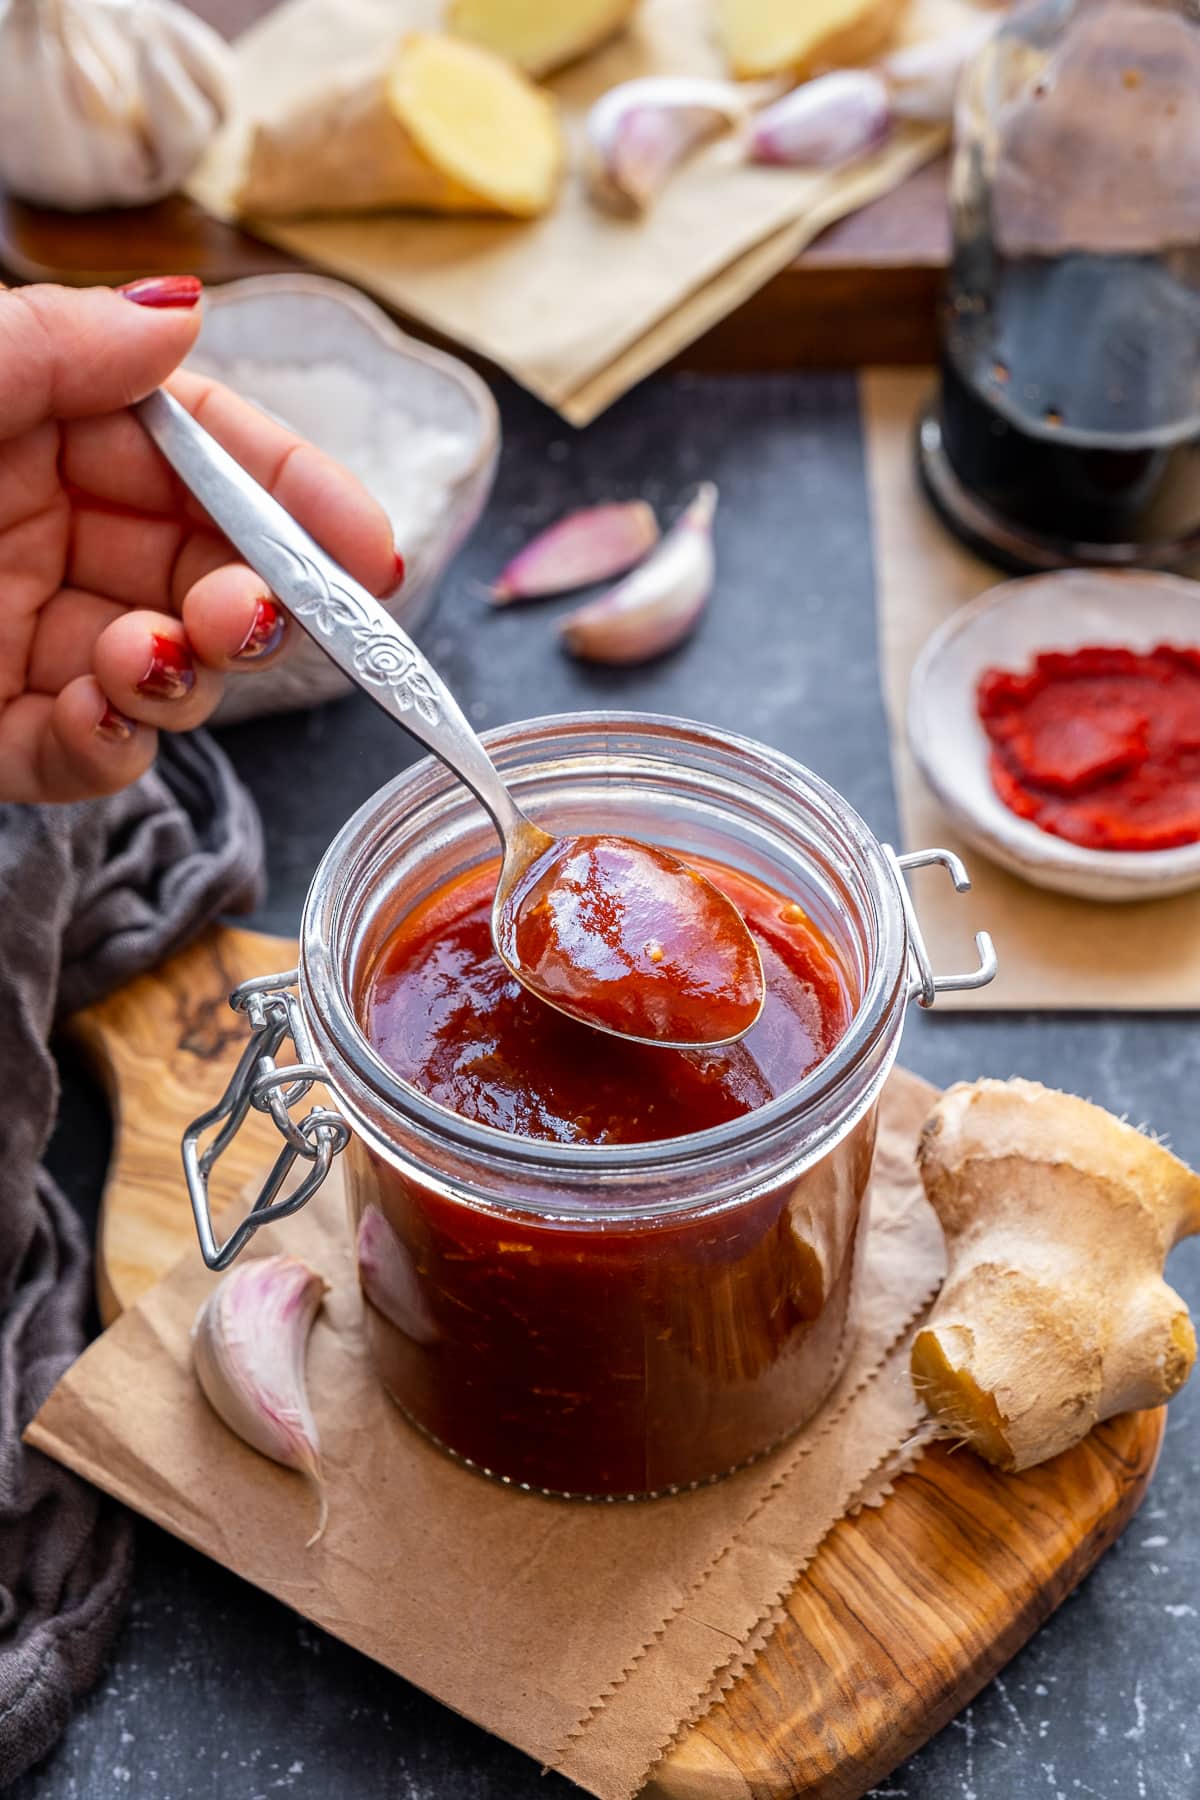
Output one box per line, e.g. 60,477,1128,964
940,250,1200,550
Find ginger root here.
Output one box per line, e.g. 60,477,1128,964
912,1078,1200,1471
445,0,639,78
713,0,908,81
239,32,563,220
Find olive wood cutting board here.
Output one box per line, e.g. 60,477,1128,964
67,921,1164,1800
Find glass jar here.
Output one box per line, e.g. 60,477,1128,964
920,0,1200,571
184,714,994,1499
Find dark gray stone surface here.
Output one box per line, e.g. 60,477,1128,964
18,370,1200,1800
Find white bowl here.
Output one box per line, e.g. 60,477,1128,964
185,275,500,723
907,569,1200,901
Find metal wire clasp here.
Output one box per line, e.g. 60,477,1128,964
885,845,998,1008
182,969,350,1270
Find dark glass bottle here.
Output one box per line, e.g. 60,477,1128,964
921,0,1200,570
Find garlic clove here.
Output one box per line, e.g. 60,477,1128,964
585,77,756,211
192,1254,330,1546
747,70,892,169
356,1207,440,1345
491,500,660,603
560,483,717,665
0,0,233,212
878,18,997,123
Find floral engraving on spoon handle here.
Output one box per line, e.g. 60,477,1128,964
266,538,441,727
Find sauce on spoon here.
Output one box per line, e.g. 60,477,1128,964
496,834,766,1046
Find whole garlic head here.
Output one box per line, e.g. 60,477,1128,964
0,0,233,210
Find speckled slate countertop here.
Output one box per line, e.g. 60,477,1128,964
23,370,1200,1800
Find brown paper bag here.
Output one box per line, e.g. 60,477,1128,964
29,1070,943,1799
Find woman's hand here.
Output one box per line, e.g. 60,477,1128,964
0,278,400,804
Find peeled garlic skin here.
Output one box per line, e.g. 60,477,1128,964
0,0,233,210
748,71,891,169
585,76,748,210
192,1253,329,1543
491,500,659,602
561,483,716,665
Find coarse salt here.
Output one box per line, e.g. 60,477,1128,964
187,355,476,566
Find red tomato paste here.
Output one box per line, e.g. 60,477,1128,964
977,644,1200,851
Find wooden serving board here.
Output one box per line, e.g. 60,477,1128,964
68,923,1164,1800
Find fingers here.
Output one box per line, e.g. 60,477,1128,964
87,590,286,739
25,576,290,760
62,367,399,606
26,588,124,693
168,371,399,596
0,679,156,805
181,567,288,669
91,610,223,732
0,282,202,443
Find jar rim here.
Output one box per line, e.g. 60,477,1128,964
299,712,910,1195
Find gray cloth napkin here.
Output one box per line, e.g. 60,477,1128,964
0,733,263,1787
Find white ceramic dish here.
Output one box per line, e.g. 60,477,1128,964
185,274,499,723
907,569,1200,902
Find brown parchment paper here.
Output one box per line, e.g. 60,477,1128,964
29,1069,943,1800
187,0,982,424
863,367,1200,1011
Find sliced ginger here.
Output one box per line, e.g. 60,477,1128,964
239,32,563,220
445,0,639,78
911,1079,1200,1472
714,0,908,80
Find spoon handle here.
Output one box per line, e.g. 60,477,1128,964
135,389,527,843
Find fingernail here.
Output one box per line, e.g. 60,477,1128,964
392,548,407,589
136,633,196,700
235,595,286,661
95,703,136,743
119,275,203,310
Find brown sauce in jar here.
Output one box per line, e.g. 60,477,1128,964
352,853,863,1495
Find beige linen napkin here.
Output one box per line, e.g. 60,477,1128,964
29,1068,943,1800
863,367,1200,1010
189,0,981,423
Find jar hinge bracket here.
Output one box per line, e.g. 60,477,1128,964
181,969,350,1271
886,845,998,1008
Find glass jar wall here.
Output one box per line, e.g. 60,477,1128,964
298,716,912,1497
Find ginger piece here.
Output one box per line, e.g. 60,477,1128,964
912,1078,1200,1472
445,0,639,78
713,0,908,81
239,32,563,220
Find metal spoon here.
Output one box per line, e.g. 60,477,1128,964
135,390,765,1050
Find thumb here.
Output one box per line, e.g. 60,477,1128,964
0,279,204,442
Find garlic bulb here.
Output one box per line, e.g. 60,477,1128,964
0,0,233,211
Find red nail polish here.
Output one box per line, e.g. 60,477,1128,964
235,596,286,661
95,704,136,743
136,634,196,700
392,549,407,589
118,275,203,310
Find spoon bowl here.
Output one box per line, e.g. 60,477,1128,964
135,390,765,1050
493,829,766,1049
